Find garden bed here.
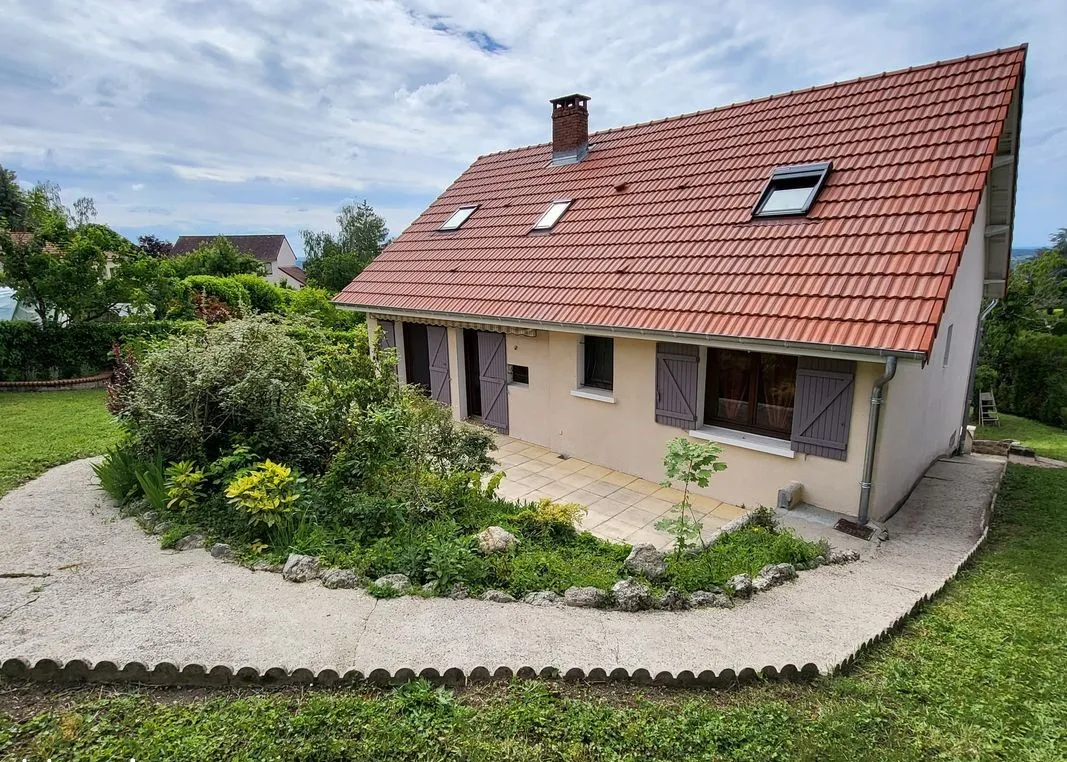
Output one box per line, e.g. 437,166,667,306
94,317,834,613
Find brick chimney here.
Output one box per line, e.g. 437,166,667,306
550,94,590,165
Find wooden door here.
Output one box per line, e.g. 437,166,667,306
477,331,508,432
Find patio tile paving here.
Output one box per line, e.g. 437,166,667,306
491,434,748,549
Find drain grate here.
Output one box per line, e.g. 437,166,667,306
834,518,874,541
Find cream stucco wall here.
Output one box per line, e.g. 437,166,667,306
265,239,302,289
867,190,990,521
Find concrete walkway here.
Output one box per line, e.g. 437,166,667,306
494,435,746,550
0,455,1003,675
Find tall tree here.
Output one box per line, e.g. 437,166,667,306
137,234,173,258
0,163,27,230
301,200,389,293
168,236,263,278
71,196,98,227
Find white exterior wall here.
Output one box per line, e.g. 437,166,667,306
265,239,302,288
868,189,990,521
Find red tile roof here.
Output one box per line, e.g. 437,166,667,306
336,46,1026,357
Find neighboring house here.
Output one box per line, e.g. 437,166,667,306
170,234,305,289
335,46,1025,525
0,286,37,322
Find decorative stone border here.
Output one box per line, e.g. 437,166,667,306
0,658,823,689
0,370,112,392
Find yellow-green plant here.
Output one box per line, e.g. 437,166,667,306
225,460,303,528
165,460,205,512
515,497,587,539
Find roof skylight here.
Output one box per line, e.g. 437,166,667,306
532,200,572,231
439,205,478,230
753,162,832,217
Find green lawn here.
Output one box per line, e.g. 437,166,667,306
977,412,1067,461
0,389,120,496
1,401,1065,760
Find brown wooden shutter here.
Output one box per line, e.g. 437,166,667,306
478,331,509,433
790,357,855,460
426,325,451,406
655,342,700,429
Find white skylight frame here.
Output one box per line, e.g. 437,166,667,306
439,205,478,231
752,162,832,218
532,199,572,231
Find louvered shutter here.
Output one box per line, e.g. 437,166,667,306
478,331,509,433
655,342,700,429
790,357,855,460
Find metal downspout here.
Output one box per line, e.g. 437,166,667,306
858,357,898,525
957,299,999,455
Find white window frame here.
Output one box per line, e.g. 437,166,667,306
532,199,572,231
439,205,478,231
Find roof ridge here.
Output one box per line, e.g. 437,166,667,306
475,44,1027,161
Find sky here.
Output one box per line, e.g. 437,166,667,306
1,0,1065,257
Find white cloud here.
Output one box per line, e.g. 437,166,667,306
0,0,1063,248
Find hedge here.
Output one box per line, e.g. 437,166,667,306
232,274,285,313
183,275,251,316
0,321,201,381
992,331,1067,427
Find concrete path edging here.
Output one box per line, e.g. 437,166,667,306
0,455,1005,687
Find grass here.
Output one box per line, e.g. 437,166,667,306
2,413,1066,759
976,412,1067,461
0,389,120,496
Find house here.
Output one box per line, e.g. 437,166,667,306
170,234,305,289
335,46,1025,526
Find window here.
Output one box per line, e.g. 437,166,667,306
439,205,478,230
508,364,529,385
532,200,572,231
582,336,613,390
704,349,797,437
943,324,953,368
752,162,831,217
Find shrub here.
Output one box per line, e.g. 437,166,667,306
284,286,362,329
122,318,319,465
994,331,1067,426
133,452,167,513
165,460,205,513
514,498,586,540
0,320,198,381
92,444,143,505
226,460,304,529
424,535,486,593
183,275,250,317
232,274,285,314
105,342,137,416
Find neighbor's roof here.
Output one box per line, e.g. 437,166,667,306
171,234,288,262
278,265,307,285
336,46,1026,356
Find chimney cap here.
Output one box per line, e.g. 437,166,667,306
550,93,591,108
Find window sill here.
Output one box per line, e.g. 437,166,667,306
570,387,615,404
688,426,795,459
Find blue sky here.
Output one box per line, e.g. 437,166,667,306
2,0,1064,256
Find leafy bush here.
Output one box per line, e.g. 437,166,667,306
231,274,285,313
183,275,250,317
514,498,586,540
133,453,167,513
284,286,362,329
169,237,264,279
992,331,1067,426
0,320,198,381
165,461,205,513
424,536,486,593
92,444,143,505
121,318,320,466
225,460,304,529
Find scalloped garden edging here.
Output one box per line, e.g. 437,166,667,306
0,370,112,392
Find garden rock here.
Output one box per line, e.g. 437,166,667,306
282,554,321,583
757,563,796,586
689,590,733,608
320,569,360,589
727,573,753,598
481,589,516,603
563,586,607,608
523,591,562,607
153,521,173,536
477,526,519,554
251,561,281,573
657,587,689,611
825,548,861,565
139,511,159,529
611,580,652,611
209,543,234,561
624,544,666,580
172,533,206,552
374,574,410,592
449,583,471,600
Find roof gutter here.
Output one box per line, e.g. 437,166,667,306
858,356,898,525
338,304,927,363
